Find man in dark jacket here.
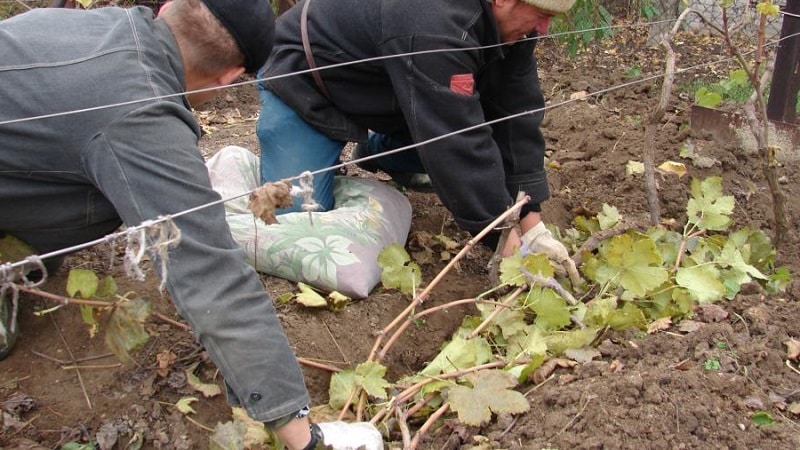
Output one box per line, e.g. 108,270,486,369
0,1,380,448
257,0,580,273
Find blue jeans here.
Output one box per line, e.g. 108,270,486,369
362,130,427,175
257,89,344,213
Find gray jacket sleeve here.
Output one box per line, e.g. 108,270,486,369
81,102,310,422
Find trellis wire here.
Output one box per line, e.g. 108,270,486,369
0,16,792,285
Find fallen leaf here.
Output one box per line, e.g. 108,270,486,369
657,160,687,177
647,317,672,334
569,91,588,100
175,397,198,415
248,181,294,225
625,160,644,176
156,350,177,378
788,402,800,416
564,348,601,364
186,362,222,398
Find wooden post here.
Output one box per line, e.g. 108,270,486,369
766,0,800,123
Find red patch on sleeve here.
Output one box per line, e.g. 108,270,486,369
450,73,474,96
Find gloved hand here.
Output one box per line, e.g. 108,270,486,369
520,222,583,289
316,421,383,450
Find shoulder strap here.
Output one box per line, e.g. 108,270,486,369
300,0,332,99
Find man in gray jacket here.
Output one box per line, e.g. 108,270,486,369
257,0,580,276
0,1,380,448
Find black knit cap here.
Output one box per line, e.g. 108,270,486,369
200,0,275,73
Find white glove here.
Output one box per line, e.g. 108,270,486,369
520,222,583,288
317,421,383,450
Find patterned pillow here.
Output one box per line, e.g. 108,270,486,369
206,146,412,299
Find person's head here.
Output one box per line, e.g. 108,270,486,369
159,0,275,105
491,0,575,43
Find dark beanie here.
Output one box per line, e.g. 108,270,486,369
200,0,275,73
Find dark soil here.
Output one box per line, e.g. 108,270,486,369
2,22,799,450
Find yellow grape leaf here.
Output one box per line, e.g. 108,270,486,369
186,362,222,398
295,282,327,308
175,397,198,415
329,369,357,410
529,287,570,331
446,370,530,426
756,1,780,16
378,243,422,295
66,269,99,299
327,291,350,311
657,161,687,177
505,325,548,361
597,204,621,230
676,265,726,303
231,407,271,449
328,361,391,410
420,336,492,377
626,160,644,176
594,232,669,296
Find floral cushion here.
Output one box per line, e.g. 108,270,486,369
206,146,412,299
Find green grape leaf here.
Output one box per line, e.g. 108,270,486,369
507,353,546,382
96,276,118,299
687,177,734,231
446,370,530,426
695,86,723,108
766,267,791,294
529,287,571,330
79,305,100,338
751,410,776,426
607,302,647,331
355,361,391,400
378,243,422,295
594,233,669,296
104,297,152,362
676,265,725,303
498,251,527,287
295,282,327,308
62,443,97,450
420,336,492,377
66,268,99,299
584,295,618,327
597,203,621,230
505,325,548,361
718,239,768,283
573,215,601,234
328,369,358,409
328,362,391,409
479,301,526,339
0,234,35,263
544,327,599,355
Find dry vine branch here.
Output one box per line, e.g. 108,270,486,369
643,7,693,225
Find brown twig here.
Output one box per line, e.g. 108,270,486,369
151,311,191,331
48,314,92,410
62,363,122,370
31,350,115,366
19,285,115,308
323,320,350,366
409,403,450,449
296,356,341,373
